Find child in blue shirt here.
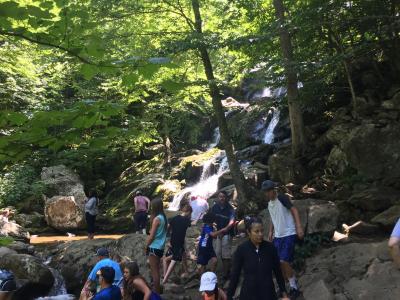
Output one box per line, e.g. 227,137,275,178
197,212,226,275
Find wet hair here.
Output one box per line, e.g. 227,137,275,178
218,190,228,197
244,215,263,232
202,212,216,224
123,261,151,297
181,202,193,213
151,198,167,230
100,266,115,285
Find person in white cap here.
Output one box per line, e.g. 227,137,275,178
199,272,227,300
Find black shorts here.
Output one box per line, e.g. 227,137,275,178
197,247,216,266
147,247,164,258
166,245,185,262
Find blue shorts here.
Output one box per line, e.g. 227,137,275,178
273,234,297,263
197,247,216,266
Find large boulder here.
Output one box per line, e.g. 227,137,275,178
300,241,400,300
41,165,87,208
348,187,400,212
0,253,54,291
44,196,85,231
52,234,148,295
259,199,339,238
0,217,30,241
371,205,400,227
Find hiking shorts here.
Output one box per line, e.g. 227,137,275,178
147,247,164,258
214,234,232,259
273,234,297,263
197,247,216,266
134,211,148,231
166,245,185,262
391,218,400,238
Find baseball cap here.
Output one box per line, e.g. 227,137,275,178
96,247,109,257
199,272,217,292
261,180,278,191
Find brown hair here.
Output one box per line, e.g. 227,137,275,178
123,261,150,297
150,198,167,230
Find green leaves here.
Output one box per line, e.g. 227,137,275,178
80,64,98,80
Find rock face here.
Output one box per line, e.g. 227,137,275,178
44,196,85,231
259,199,339,237
52,234,148,295
41,165,87,207
300,241,400,300
0,217,30,241
0,253,55,291
41,165,87,230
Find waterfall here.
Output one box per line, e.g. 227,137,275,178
263,108,280,144
207,127,220,150
169,151,228,211
43,256,68,297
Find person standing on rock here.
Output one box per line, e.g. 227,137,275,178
262,180,303,299
162,203,192,284
227,216,289,300
211,191,235,282
133,191,151,235
85,190,99,240
190,196,209,225
388,217,400,269
145,198,167,295
80,248,123,300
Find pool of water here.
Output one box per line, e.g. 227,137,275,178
30,234,124,244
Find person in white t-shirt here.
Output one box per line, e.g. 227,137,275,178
262,180,303,300
190,196,209,225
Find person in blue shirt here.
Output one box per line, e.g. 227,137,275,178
80,248,123,299
83,267,121,300
197,212,225,275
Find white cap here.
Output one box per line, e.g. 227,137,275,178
199,272,217,292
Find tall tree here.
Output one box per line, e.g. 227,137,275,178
191,0,250,209
273,0,306,158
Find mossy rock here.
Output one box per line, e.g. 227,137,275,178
155,180,182,202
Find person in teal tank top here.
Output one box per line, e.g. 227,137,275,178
145,198,167,295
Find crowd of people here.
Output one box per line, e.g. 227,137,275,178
77,180,306,300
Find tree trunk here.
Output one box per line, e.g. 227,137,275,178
273,0,307,158
191,0,250,212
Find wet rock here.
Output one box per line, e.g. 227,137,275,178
259,199,339,237
348,187,400,212
0,246,17,256
371,205,400,227
0,253,55,291
7,241,35,254
14,212,46,231
44,196,85,231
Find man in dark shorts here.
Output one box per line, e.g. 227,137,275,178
262,180,304,299
197,212,225,275
162,203,192,284
133,190,150,234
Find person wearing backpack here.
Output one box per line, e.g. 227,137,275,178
262,180,304,299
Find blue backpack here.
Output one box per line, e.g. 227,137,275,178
0,269,16,291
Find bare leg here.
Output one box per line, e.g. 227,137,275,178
209,257,217,273
389,237,400,269
197,265,205,276
149,255,161,294
163,260,177,284
163,256,172,277
181,251,189,276
280,261,294,280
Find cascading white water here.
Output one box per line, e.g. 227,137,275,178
207,127,220,150
263,108,280,144
43,256,68,297
169,150,228,211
